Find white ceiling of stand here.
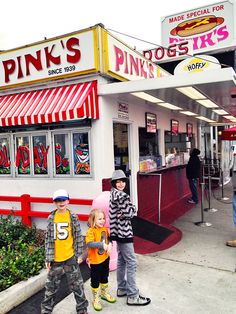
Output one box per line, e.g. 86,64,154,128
99,68,236,124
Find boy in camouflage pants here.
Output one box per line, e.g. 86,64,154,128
41,189,88,314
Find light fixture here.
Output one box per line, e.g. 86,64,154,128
180,111,197,116
176,87,206,100
213,109,229,115
131,92,164,103
196,116,215,122
223,115,236,120
196,99,218,108
223,115,236,122
156,102,182,110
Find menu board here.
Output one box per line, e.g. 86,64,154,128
171,119,179,135
146,112,157,133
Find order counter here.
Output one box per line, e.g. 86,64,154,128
137,164,191,225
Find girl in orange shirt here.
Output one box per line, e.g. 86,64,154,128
86,208,116,311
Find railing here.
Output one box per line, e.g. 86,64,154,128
0,194,92,227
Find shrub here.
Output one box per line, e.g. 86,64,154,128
0,215,45,292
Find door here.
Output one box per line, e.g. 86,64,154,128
113,122,130,194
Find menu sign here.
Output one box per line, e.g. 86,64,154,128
146,112,157,133
186,123,193,137
171,119,179,135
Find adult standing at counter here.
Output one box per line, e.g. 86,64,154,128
186,148,201,204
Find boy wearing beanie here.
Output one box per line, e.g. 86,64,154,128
109,170,151,306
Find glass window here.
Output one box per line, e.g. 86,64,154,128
15,136,30,175
33,135,49,175
54,134,70,175
0,127,91,178
139,127,159,157
73,132,90,175
0,137,11,175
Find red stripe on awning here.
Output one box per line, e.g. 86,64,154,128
0,81,99,127
221,126,236,140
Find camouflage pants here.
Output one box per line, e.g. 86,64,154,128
41,256,88,314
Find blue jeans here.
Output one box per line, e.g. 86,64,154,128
188,178,199,203
233,193,236,227
116,242,139,298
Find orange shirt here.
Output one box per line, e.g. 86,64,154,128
86,226,109,265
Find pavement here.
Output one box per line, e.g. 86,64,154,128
2,182,236,314
52,182,236,314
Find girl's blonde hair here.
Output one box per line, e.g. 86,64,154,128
88,208,106,228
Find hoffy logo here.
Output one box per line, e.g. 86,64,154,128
184,57,209,73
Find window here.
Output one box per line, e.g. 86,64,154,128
139,127,159,156
54,133,70,175
0,137,11,175
15,136,31,175
52,130,91,177
33,135,49,175
0,128,91,178
73,132,90,175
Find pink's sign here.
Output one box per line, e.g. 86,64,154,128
161,1,235,54
0,29,97,89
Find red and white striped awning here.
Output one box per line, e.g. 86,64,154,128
0,80,99,127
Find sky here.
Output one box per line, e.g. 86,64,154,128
1,0,224,51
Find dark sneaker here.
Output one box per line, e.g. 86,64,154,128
127,294,151,306
117,288,127,297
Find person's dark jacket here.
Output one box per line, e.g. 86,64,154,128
186,148,201,180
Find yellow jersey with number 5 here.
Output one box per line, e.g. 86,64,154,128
54,209,74,262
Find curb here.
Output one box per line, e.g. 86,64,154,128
0,269,47,314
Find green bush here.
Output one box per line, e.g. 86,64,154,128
0,215,45,292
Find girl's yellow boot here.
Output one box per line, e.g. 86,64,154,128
100,283,116,303
91,287,102,311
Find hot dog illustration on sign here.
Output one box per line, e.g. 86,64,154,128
170,15,224,37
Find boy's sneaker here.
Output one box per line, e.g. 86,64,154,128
117,288,127,297
127,294,151,306
187,199,196,204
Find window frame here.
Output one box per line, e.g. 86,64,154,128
0,135,13,177
52,128,92,178
0,127,92,179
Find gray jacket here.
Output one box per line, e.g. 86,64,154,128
44,209,84,262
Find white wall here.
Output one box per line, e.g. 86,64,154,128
0,77,198,231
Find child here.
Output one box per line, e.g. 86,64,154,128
86,208,116,311
41,189,88,314
109,169,151,306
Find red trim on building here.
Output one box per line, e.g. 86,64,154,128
0,80,99,126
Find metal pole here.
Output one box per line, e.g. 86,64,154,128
208,175,211,210
157,174,162,224
204,175,218,212
195,182,212,227
220,169,229,201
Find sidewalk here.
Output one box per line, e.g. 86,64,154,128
53,183,236,314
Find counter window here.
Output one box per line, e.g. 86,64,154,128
139,127,159,156
138,127,161,173
165,131,190,154
165,131,194,167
